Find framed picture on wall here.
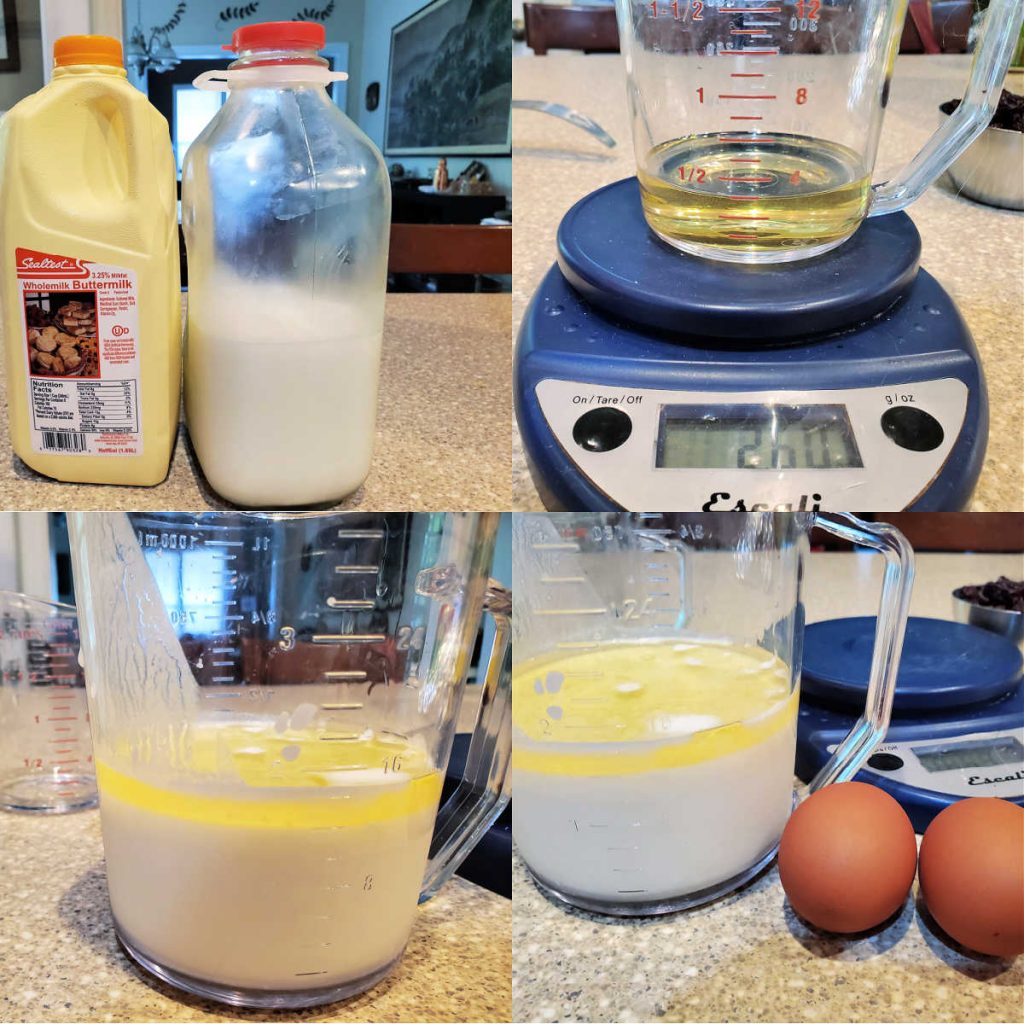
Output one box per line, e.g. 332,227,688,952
0,0,20,73
385,0,511,156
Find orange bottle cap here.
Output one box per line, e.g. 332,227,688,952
54,35,124,68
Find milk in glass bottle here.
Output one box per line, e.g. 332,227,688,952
182,22,390,506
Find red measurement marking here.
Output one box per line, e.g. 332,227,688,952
719,214,770,219
55,791,78,797
731,73,765,78
723,195,763,201
730,116,764,121
725,233,761,240
47,716,78,721
54,727,72,732
719,94,777,100
48,737,78,743
53,749,73,754
719,175,773,182
51,759,80,765
729,158,762,163
48,705,71,711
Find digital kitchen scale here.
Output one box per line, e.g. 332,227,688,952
796,616,1024,832
515,178,988,512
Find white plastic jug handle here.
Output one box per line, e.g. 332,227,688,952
193,67,349,91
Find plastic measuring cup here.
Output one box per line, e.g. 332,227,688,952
615,0,1024,262
0,590,96,813
512,512,914,915
68,511,511,1009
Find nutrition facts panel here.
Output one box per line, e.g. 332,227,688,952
73,380,138,432
30,378,139,434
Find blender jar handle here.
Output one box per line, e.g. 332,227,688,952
869,0,1024,217
807,514,915,792
420,579,512,901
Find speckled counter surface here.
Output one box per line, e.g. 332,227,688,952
0,294,512,511
0,808,512,1023
512,552,1024,1023
511,54,1024,511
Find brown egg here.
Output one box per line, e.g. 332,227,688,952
919,797,1024,958
778,781,918,933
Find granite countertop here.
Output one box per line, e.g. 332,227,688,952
513,552,1024,1023
0,293,513,511
511,54,1024,512
0,808,511,1023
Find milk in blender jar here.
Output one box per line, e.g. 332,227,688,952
511,512,914,915
182,21,390,507
0,36,181,485
68,512,512,1008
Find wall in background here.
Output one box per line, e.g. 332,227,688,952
357,0,510,198
122,0,364,119
0,0,44,111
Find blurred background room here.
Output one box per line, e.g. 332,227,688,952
0,0,512,294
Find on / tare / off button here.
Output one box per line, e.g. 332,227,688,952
880,406,945,452
572,407,632,453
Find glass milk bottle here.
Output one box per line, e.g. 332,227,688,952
182,22,390,506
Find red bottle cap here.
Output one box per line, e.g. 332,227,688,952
223,21,326,53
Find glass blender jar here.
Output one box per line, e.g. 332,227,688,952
512,512,913,915
69,512,510,1008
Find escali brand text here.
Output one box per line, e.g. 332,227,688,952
701,492,823,512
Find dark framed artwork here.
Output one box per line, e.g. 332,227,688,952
0,0,19,74
385,0,511,157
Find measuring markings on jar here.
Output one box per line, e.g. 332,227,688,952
313,633,387,645
536,607,608,617
326,597,376,610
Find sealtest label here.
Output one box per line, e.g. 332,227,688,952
16,246,143,457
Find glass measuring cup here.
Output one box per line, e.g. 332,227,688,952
0,591,96,813
512,512,913,915
68,512,511,1008
615,0,1024,262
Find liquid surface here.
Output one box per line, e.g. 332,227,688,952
99,724,441,992
638,133,870,262
513,641,798,902
513,640,794,774
99,725,440,826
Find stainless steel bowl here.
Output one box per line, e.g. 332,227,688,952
952,593,1024,648
940,106,1024,211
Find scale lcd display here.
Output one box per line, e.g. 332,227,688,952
656,404,864,471
911,736,1024,773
